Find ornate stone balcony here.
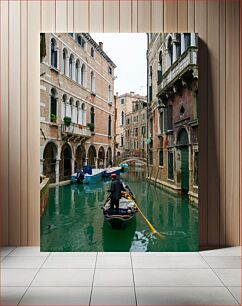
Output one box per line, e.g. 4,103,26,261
61,123,91,138
157,46,198,97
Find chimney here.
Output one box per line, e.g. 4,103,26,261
130,91,135,96
99,42,103,50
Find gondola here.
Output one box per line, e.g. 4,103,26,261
103,185,138,229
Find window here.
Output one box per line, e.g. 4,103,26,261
108,66,112,74
142,113,145,121
126,118,130,125
176,34,181,58
141,126,146,136
120,134,124,147
75,60,80,83
149,150,153,165
91,71,95,92
194,152,198,186
61,94,67,120
121,111,124,126
108,85,112,103
62,48,68,75
81,103,86,125
179,105,185,117
77,35,82,46
91,107,95,125
69,33,74,37
69,54,74,79
168,36,173,66
158,50,162,82
168,151,174,180
50,88,57,122
50,38,58,68
91,47,94,58
159,111,164,134
159,149,164,166
184,33,191,50
121,98,124,104
81,64,86,86
108,115,112,137
77,35,86,49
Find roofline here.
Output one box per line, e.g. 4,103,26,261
82,33,117,68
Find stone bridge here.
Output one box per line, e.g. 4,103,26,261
115,156,147,166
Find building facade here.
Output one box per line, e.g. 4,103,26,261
147,33,198,203
115,92,147,157
125,99,147,157
40,33,116,183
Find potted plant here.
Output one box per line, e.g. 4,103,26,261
51,113,57,123
63,116,72,127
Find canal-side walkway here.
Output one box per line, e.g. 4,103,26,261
1,246,241,305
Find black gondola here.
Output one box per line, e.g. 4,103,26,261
103,185,138,229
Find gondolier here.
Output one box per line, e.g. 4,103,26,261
108,173,125,212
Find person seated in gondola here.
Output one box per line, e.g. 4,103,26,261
108,173,125,212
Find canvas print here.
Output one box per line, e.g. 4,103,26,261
40,33,198,252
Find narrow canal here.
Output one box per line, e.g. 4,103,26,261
41,167,198,252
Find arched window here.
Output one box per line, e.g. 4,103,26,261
91,47,94,58
108,85,112,103
91,71,95,92
62,48,68,75
66,97,72,119
81,64,86,86
184,33,191,50
158,50,162,82
91,107,95,125
176,34,181,59
69,54,74,79
108,115,112,137
69,98,76,123
50,88,57,122
81,103,86,125
50,38,58,68
61,94,67,120
75,59,80,83
168,36,173,66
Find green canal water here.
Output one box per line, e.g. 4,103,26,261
41,168,198,252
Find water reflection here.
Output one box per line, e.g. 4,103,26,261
41,167,198,252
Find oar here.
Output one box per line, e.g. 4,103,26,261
126,195,165,240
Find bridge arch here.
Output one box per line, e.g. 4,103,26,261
119,157,147,166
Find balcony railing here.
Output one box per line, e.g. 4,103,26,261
157,46,198,96
61,123,91,138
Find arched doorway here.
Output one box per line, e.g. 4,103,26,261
177,128,189,192
76,144,86,171
43,142,58,183
106,147,112,167
98,147,105,168
88,145,96,168
60,143,72,181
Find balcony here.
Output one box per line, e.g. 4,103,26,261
61,123,91,138
157,46,198,97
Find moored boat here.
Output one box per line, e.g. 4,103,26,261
103,186,138,229
83,168,106,184
102,166,123,177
